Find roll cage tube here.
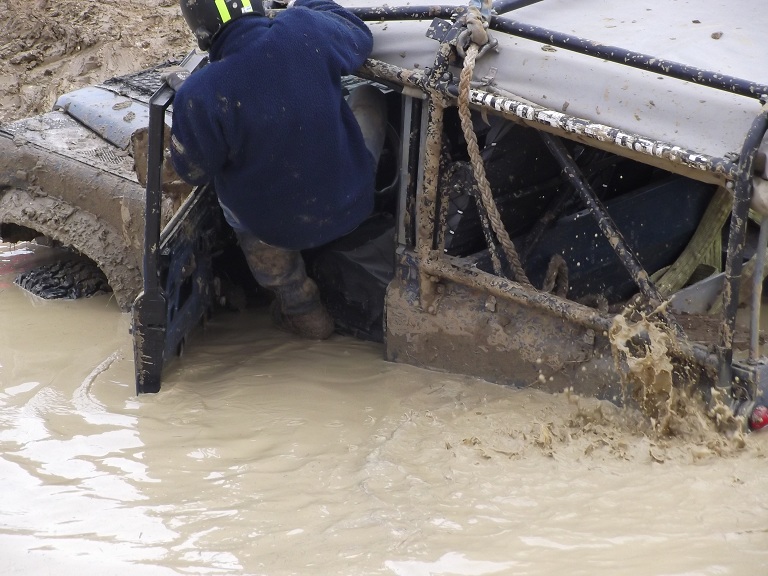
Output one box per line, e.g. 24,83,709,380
343,3,768,101
717,99,768,391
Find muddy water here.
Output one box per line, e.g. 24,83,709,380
1,242,767,575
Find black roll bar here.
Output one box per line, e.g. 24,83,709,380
132,83,175,395
717,99,768,389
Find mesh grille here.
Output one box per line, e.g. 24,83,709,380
102,59,182,97
91,146,122,165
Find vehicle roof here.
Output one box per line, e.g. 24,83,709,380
346,0,767,164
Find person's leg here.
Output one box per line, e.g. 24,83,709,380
236,230,334,339
347,84,387,165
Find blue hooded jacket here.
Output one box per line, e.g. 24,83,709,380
170,0,375,250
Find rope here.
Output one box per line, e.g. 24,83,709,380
458,44,533,287
457,43,570,296
654,186,731,296
541,253,569,297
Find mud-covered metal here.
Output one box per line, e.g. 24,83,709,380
415,43,453,314
538,133,666,308
362,1,768,417
717,100,768,390
457,86,740,182
355,0,766,161
348,4,458,20
132,84,175,395
0,115,144,309
2,0,766,415
55,87,152,151
493,0,544,13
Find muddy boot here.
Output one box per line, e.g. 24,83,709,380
235,231,335,339
270,298,335,340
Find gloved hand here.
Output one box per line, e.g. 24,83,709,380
160,66,191,92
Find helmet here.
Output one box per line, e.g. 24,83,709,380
180,0,264,51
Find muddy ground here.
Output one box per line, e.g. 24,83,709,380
0,0,190,125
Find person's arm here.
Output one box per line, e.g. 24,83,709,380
169,81,228,187
289,0,373,73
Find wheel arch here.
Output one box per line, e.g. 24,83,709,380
0,187,142,310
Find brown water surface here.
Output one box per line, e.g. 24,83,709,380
1,242,766,575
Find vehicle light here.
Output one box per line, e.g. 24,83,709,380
749,405,768,431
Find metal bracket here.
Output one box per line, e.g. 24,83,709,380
426,18,463,45
730,360,768,418
479,66,498,87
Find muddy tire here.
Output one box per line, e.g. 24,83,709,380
15,257,112,300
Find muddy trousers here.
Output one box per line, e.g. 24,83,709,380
235,232,335,340
236,234,321,316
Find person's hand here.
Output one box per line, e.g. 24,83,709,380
160,66,191,92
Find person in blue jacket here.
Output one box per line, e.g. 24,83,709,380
171,0,385,339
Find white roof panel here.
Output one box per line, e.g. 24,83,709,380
344,0,767,161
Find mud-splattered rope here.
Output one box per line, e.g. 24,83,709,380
458,43,532,287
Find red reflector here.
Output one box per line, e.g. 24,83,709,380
749,405,768,431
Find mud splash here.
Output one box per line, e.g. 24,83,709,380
609,304,747,459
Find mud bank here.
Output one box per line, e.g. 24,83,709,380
0,0,188,124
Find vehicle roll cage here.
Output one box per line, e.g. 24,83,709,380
351,1,768,407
